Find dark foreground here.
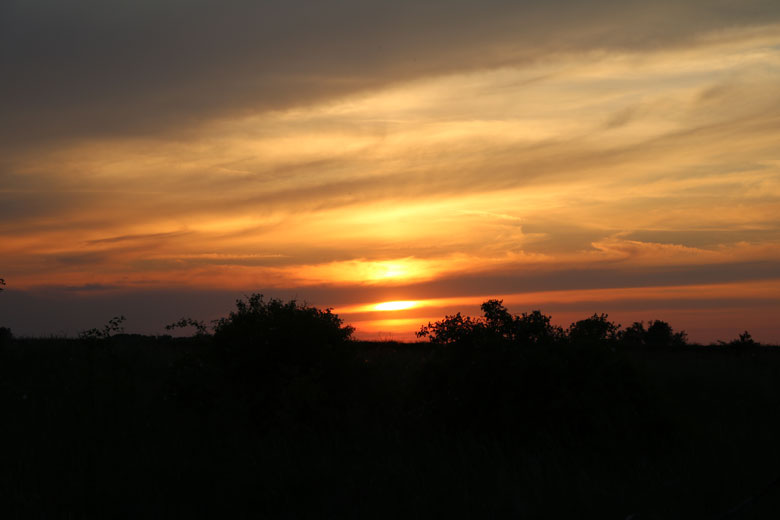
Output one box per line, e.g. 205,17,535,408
2,334,780,518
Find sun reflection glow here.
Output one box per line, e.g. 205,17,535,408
373,300,419,311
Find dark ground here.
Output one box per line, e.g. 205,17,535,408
2,335,780,518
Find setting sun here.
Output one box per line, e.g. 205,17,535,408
373,300,419,312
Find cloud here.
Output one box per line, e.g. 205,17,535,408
85,231,192,245
3,0,780,147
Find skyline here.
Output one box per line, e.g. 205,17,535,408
2,1,780,341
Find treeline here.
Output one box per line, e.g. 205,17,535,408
416,299,764,348
2,294,780,517
417,299,691,347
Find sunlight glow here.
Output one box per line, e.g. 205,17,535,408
373,300,419,312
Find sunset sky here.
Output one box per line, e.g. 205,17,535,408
2,1,780,342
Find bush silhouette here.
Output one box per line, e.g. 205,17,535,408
719,330,758,348
0,278,9,344
417,299,562,346
622,321,646,347
513,309,563,345
78,315,126,340
416,311,481,344
0,326,12,345
568,313,621,344
645,320,687,347
416,300,652,435
213,294,356,427
165,317,210,337
621,320,687,348
214,294,353,355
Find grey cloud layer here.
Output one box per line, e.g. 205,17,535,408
3,0,779,146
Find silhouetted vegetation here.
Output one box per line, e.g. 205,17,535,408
2,295,780,517
0,326,11,345
719,330,759,348
417,300,688,350
417,300,564,346
165,317,209,337
567,312,621,344
78,315,126,340
0,277,10,344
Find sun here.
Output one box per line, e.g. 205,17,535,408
373,300,419,312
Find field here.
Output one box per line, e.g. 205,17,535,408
2,331,780,518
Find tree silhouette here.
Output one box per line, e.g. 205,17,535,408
212,294,356,429
214,294,353,347
621,320,687,347
418,301,693,349
214,294,354,375
719,330,758,348
645,320,687,347
416,311,480,344
622,321,646,347
417,300,562,346
568,313,621,344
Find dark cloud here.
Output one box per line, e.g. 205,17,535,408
86,230,191,244
63,283,119,292
397,260,780,300
52,251,113,266
3,0,779,148
520,219,612,254
624,228,780,248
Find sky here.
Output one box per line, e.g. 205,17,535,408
2,0,780,342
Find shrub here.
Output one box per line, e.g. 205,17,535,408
79,315,126,340
165,317,210,337
416,311,481,345
718,330,758,348
567,313,621,344
622,321,647,347
514,309,563,346
645,320,687,347
214,294,353,352
0,279,9,344
621,320,687,348
212,294,356,428
212,294,355,379
0,326,12,345
416,302,652,436
417,300,562,347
